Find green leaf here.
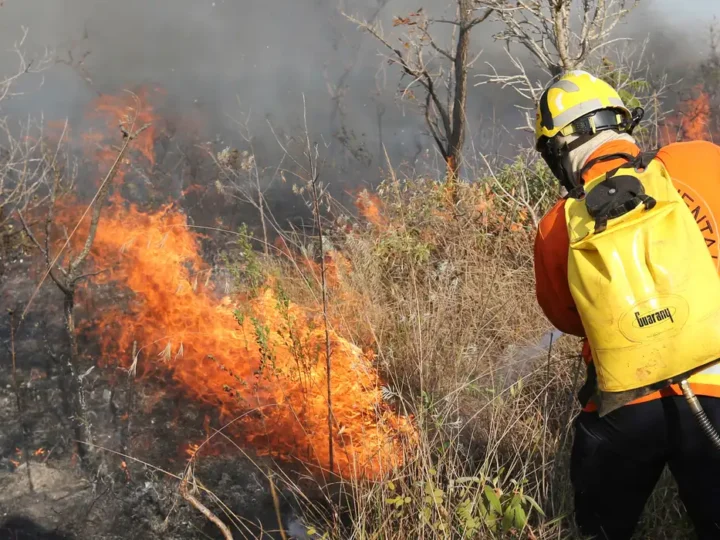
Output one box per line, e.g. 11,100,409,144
424,484,445,505
502,509,514,532
502,505,528,532
513,505,527,529
387,480,396,491
306,527,317,536
483,485,502,514
524,494,546,517
478,501,488,518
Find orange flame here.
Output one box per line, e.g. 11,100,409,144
75,88,160,195
662,84,713,144
57,87,415,479
355,189,387,228
88,88,158,166
88,202,413,477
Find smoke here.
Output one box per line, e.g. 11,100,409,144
0,0,716,226
0,1,520,162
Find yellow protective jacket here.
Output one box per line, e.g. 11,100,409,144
534,139,720,412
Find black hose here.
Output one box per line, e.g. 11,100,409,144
680,379,720,451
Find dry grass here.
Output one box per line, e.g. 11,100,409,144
240,159,696,539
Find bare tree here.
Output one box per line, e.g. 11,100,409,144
476,0,640,128
345,1,493,182
19,114,150,466
0,28,55,276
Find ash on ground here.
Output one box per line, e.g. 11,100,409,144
0,261,315,539
0,364,315,540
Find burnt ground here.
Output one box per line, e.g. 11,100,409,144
0,259,320,539
0,368,313,540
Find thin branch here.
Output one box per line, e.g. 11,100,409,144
268,469,288,540
180,465,233,540
20,121,150,322
16,210,46,257
17,210,70,295
302,94,335,475
67,122,151,283
469,9,494,29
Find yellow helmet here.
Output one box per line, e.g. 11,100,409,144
534,70,632,150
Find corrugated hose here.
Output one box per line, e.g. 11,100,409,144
680,379,720,451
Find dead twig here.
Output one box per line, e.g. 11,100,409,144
268,468,288,540
121,340,137,455
180,464,233,540
302,95,335,475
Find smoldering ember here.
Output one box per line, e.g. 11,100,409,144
0,1,718,539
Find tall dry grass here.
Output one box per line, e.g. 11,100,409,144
204,152,697,539
250,156,696,539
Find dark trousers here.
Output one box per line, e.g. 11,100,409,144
571,395,720,539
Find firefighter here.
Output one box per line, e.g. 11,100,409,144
533,70,720,539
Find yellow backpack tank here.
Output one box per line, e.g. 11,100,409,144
565,151,720,416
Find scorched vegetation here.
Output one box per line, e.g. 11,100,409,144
2,2,720,540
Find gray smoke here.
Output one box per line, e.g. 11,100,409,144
0,0,716,224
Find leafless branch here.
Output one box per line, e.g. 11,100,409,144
476,0,641,128
0,27,53,103
345,1,492,180
180,464,233,540
480,153,545,229
16,209,45,256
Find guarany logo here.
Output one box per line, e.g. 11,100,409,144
633,307,675,328
619,296,689,343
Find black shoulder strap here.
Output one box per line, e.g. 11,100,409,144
571,148,662,201
571,151,637,200
633,149,660,170
578,361,597,408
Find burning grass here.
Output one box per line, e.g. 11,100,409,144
82,198,416,478
25,86,417,480
285,172,693,539
3,84,705,538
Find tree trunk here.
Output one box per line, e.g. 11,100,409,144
446,0,473,184
63,288,93,462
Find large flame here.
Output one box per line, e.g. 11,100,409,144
56,88,415,479
89,201,413,477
